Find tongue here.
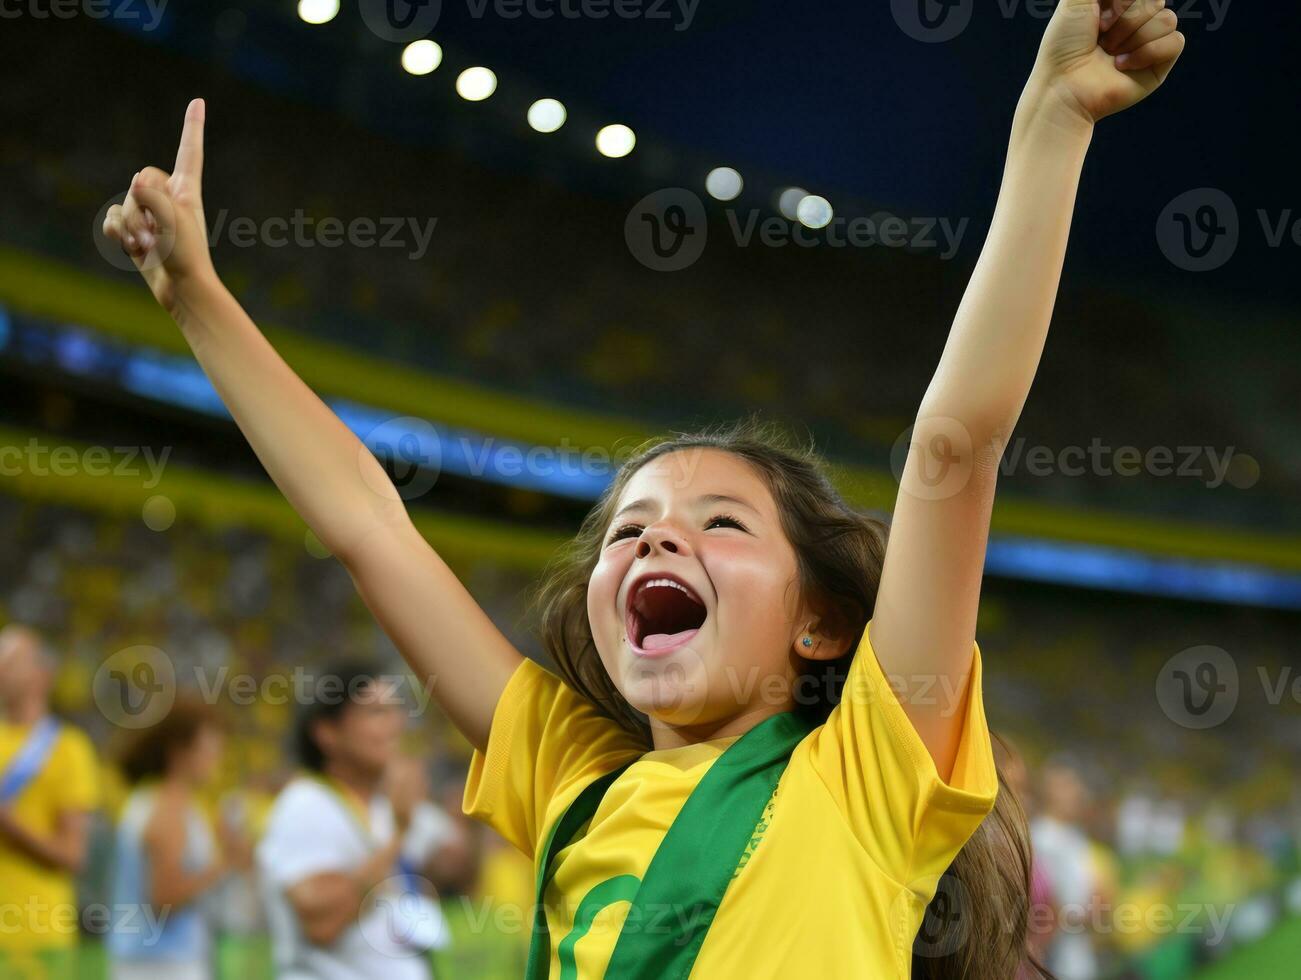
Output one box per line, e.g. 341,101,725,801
641,628,699,652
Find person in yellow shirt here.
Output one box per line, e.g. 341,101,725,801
100,0,1183,974
0,625,101,979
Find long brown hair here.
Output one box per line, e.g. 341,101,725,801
536,419,1048,979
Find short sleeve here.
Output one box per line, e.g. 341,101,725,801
462,658,645,861
53,727,100,813
257,781,360,888
806,620,998,890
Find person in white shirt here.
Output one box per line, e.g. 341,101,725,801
257,663,445,980
1031,758,1100,980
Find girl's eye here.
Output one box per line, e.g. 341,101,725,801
607,523,643,545
705,513,747,532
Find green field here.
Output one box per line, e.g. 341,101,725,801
1193,916,1301,980
3,912,1297,979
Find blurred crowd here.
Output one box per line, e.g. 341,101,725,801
0,489,1298,979
2,14,1297,530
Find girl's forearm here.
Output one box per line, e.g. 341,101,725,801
169,273,409,563
919,77,1095,446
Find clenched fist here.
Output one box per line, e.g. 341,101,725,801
101,98,214,317
1034,0,1186,125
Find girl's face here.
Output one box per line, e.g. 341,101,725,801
587,448,812,740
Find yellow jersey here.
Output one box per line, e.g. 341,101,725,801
0,720,100,953
464,621,998,978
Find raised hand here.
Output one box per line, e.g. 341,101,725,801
1035,0,1185,124
101,98,213,316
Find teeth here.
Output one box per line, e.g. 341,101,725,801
640,578,691,597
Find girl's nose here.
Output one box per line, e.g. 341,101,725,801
635,524,689,559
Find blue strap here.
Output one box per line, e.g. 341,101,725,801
396,854,423,894
0,717,61,804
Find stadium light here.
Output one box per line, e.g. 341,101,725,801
705,167,743,201
596,124,636,158
456,67,498,101
797,194,834,229
777,187,809,220
527,99,567,134
297,0,339,25
401,40,443,76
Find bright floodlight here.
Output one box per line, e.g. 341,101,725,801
777,187,808,220
596,124,636,158
401,40,443,76
527,99,567,133
705,167,743,201
797,194,834,229
456,67,497,101
297,0,339,24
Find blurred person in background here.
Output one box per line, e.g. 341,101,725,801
386,752,477,976
387,752,473,900
0,624,100,980
107,694,250,980
1033,757,1103,980
257,664,440,980
995,737,1058,978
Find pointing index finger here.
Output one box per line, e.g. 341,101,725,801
173,98,205,187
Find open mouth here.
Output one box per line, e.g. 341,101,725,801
626,575,708,656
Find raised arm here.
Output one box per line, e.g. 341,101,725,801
871,0,1184,777
102,101,521,750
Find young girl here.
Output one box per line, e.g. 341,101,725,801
102,2,1183,975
